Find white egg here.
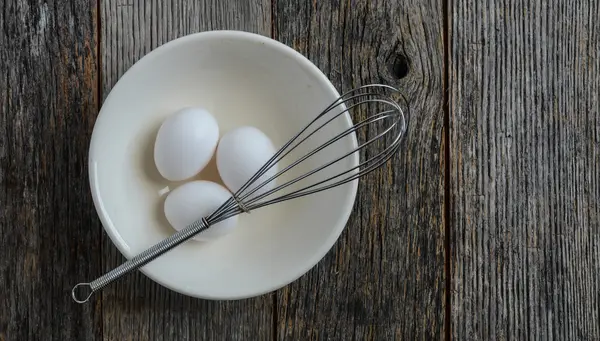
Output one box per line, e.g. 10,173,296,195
216,126,278,199
163,180,238,241
154,108,219,181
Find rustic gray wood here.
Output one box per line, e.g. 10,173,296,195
100,1,273,340
0,0,102,340
5,0,599,339
275,0,447,339
450,1,600,340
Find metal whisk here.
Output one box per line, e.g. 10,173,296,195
72,84,408,303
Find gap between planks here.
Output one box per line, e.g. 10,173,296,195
442,0,453,340
96,0,104,339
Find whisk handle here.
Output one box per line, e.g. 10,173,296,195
71,217,210,303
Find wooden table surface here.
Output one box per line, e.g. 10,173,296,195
1,0,598,340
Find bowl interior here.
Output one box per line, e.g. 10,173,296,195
90,31,358,299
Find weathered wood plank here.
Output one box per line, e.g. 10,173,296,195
100,1,273,340
275,0,447,339
450,1,600,340
0,0,101,340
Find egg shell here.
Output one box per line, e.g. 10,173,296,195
154,108,219,181
163,180,238,241
216,126,278,199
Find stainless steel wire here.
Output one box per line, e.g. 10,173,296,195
72,84,409,303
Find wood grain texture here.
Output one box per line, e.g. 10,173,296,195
275,0,447,339
0,0,101,340
100,1,273,340
450,1,600,340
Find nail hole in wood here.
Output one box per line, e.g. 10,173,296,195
390,54,410,79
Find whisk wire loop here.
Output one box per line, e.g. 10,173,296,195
192,84,408,228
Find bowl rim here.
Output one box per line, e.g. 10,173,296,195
89,30,359,300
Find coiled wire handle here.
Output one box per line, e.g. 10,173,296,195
72,217,210,303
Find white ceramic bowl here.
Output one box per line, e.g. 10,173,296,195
89,31,358,299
